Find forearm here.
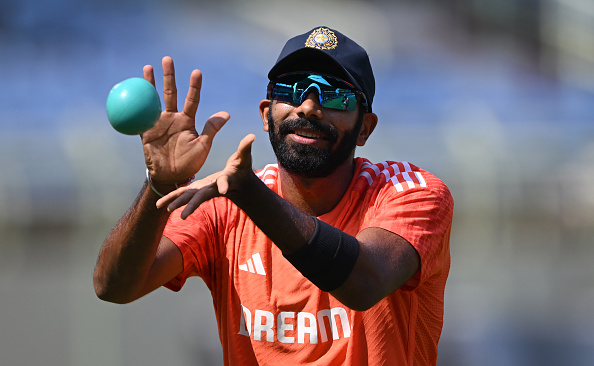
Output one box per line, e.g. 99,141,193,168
228,173,419,311
229,176,367,307
94,181,171,303
155,134,419,309
227,175,356,296
227,173,315,255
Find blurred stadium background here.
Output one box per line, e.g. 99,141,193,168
1,0,593,365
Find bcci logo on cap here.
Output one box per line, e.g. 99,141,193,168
305,27,338,50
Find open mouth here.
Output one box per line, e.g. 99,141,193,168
293,129,326,140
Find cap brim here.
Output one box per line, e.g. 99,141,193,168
267,48,362,91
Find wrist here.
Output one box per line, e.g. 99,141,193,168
223,170,261,202
146,168,194,197
283,218,360,292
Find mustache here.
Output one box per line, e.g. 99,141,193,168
277,117,338,141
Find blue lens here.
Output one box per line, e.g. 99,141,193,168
268,73,367,111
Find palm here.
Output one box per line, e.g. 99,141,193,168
155,134,256,218
140,57,229,184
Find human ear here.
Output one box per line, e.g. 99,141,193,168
356,112,378,146
259,99,271,132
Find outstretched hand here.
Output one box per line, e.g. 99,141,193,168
156,134,256,219
141,56,230,184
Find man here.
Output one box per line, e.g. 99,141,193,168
94,26,454,365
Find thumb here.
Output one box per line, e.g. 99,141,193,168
200,111,230,144
237,134,256,164
217,174,230,196
218,134,256,195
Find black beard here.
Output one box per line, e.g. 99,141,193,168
267,109,363,178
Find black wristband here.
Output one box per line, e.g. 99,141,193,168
283,218,360,292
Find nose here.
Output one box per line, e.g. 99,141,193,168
296,91,323,119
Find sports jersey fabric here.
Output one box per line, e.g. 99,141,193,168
163,157,454,366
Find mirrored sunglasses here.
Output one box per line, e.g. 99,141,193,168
267,73,368,112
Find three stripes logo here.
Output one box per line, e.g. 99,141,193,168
359,161,427,192
238,253,266,276
255,164,279,188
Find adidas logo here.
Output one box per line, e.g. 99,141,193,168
238,253,266,275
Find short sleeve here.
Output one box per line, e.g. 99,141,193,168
364,176,454,290
162,202,220,292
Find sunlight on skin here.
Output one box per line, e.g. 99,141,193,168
156,134,257,219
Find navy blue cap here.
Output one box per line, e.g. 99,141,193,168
268,26,375,112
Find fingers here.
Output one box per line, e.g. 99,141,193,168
143,65,156,88
155,135,257,213
218,134,255,195
162,56,178,112
158,183,219,220
199,111,231,143
237,134,256,162
179,184,219,219
156,172,222,210
150,58,228,133
155,186,190,209
216,174,230,195
182,69,202,119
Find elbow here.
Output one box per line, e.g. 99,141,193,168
93,278,118,303
331,279,385,311
339,294,381,312
94,285,134,305
93,272,135,305
93,285,118,304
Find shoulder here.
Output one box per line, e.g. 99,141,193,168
355,158,449,194
352,158,453,217
255,163,280,191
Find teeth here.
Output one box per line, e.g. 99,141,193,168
295,130,322,139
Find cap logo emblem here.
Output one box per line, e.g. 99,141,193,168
305,27,338,50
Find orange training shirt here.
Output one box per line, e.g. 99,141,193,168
163,157,454,366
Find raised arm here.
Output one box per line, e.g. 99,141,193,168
93,183,181,304
93,57,229,304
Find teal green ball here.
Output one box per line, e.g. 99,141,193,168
106,77,162,135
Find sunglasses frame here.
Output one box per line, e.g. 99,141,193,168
267,73,369,112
